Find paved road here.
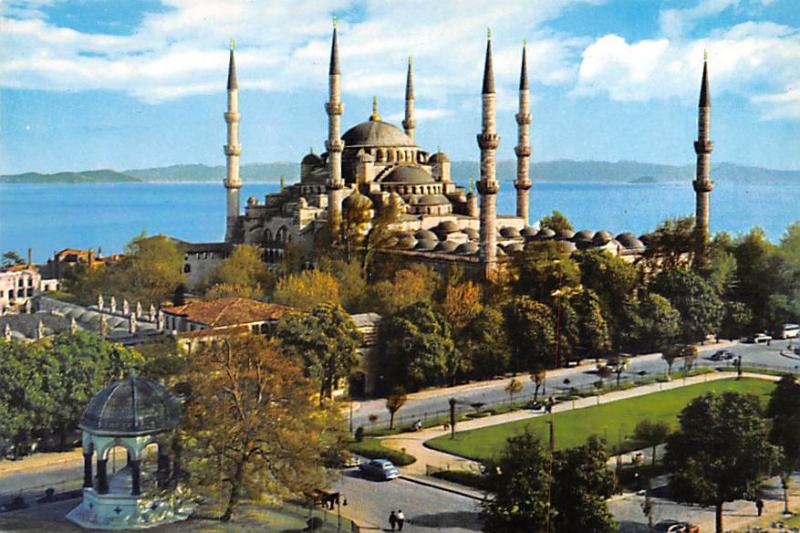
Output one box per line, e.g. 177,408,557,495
352,339,800,430
332,469,482,532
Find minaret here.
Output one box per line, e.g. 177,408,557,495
514,42,533,226
326,18,345,229
477,29,500,280
402,56,416,142
693,51,714,262
223,39,242,243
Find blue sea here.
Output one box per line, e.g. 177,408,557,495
0,181,797,263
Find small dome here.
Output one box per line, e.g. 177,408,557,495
435,220,460,234
435,241,459,253
521,226,539,238
397,236,418,250
537,228,556,240
615,232,638,247
573,229,595,242
500,226,521,238
247,196,258,207
80,376,181,436
462,228,479,240
593,230,613,245
379,166,435,185
555,229,575,240
302,151,323,165
639,234,653,246
556,240,577,254
456,242,479,255
505,242,525,254
342,191,374,211
415,229,438,241
428,151,450,164
416,239,438,251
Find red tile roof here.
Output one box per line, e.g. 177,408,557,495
162,297,295,328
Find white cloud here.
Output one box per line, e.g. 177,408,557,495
573,21,800,120
0,0,600,104
659,0,739,39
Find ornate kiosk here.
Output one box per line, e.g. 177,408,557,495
67,375,192,529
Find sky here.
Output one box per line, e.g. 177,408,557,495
1,0,799,174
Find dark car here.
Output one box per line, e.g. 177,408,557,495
358,459,400,481
709,350,734,362
654,520,700,533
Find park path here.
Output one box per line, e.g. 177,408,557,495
380,371,779,475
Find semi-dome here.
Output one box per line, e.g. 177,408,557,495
342,190,374,211
415,229,438,241
428,150,450,164
342,120,414,148
80,375,181,436
379,165,434,184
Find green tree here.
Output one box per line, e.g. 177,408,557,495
377,302,456,391
361,199,401,280
650,268,724,343
460,307,511,380
732,227,784,330
779,222,800,271
2,251,25,267
767,375,800,514
530,368,547,402
276,302,362,404
552,436,618,533
720,301,753,340
503,296,556,372
641,216,696,271
385,387,407,430
509,242,581,304
181,334,347,521
633,420,671,466
540,210,573,233
664,392,781,533
621,293,681,354
481,432,553,533
572,290,612,359
0,341,50,456
205,244,274,299
340,192,373,262
117,234,185,306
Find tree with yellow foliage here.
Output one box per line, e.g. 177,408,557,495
272,269,341,310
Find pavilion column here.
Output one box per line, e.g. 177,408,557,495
157,452,170,475
83,452,93,488
97,458,109,494
130,459,141,496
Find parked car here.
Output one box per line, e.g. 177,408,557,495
709,350,734,361
358,459,400,481
751,332,773,344
654,519,700,532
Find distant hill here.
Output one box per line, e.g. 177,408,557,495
0,169,141,184
4,160,799,185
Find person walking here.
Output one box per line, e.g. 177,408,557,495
388,510,397,531
756,498,764,517
396,509,405,531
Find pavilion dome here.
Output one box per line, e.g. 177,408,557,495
80,375,181,437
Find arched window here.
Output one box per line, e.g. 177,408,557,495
183,264,191,273
276,226,288,243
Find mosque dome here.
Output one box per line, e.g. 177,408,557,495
416,239,438,251
428,151,450,164
379,166,435,184
80,375,181,436
342,190,374,211
302,151,323,166
414,229,438,241
593,230,614,246
500,226,521,238
342,120,414,148
555,229,575,240
462,228,479,240
573,229,595,242
435,241,459,253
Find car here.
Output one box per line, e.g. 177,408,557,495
358,458,400,481
709,350,735,361
751,333,773,344
654,520,700,532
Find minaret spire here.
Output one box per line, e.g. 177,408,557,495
477,28,500,280
514,41,533,226
693,51,714,266
326,17,345,232
223,39,242,243
402,56,416,142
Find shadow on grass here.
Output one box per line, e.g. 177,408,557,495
408,510,483,530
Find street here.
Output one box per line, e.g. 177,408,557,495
352,339,800,429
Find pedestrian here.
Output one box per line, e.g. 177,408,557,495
396,509,405,531
389,510,397,531
756,498,764,517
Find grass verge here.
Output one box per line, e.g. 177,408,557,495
348,437,416,466
426,378,774,462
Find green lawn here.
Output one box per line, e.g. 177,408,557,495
426,378,775,462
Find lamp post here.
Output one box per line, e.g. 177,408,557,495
449,398,456,439
349,402,353,434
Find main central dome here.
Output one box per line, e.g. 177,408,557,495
342,119,414,148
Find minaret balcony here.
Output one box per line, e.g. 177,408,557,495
402,118,416,130
692,179,714,193
224,178,243,189
514,145,531,157
326,139,344,153
328,178,345,190
224,144,241,156
477,180,500,195
694,140,714,154
515,112,531,125
477,133,500,150
514,179,532,190
325,102,344,115
224,112,240,122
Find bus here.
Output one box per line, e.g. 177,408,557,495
781,324,800,339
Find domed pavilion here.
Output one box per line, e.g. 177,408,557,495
67,375,191,530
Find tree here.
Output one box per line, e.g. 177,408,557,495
732,228,785,331
276,302,362,403
540,210,573,233
633,420,671,466
650,268,724,343
572,290,612,359
205,244,274,299
118,235,185,306
368,264,439,315
530,368,547,403
377,302,456,391
720,300,753,340
339,192,373,261
460,307,511,380
361,199,401,280
481,432,553,533
622,293,681,354
608,354,628,388
552,436,618,533
2,251,25,267
504,378,523,408
0,341,50,456
442,281,483,333
273,269,341,310
641,216,696,271
181,334,347,521
767,375,800,514
662,346,678,381
664,392,781,533
780,222,800,271
509,242,581,304
503,296,556,372
385,387,407,430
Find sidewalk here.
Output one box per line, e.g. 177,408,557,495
381,371,778,476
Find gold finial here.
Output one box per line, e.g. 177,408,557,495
704,48,708,62
370,96,380,121
469,176,475,193
230,38,235,51
487,28,492,40
333,16,338,29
